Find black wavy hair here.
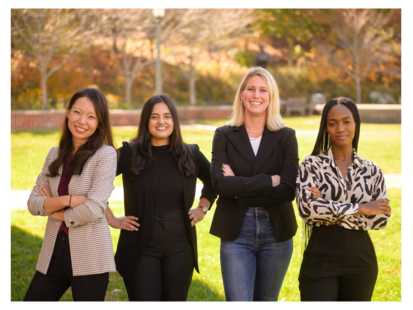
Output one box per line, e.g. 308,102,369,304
311,97,361,156
128,95,195,177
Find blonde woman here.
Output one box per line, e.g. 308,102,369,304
210,67,299,301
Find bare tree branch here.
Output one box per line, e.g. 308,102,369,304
314,9,395,102
11,9,104,109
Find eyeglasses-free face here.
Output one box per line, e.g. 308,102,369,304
326,104,356,148
66,97,99,150
240,75,270,118
149,102,174,146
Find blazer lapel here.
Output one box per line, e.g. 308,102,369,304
252,126,283,175
51,163,64,197
226,125,255,167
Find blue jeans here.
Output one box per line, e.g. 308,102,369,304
220,208,293,301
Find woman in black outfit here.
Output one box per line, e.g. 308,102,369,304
296,97,391,301
106,95,216,301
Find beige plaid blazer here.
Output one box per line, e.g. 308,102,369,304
27,144,117,276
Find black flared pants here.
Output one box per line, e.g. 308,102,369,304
299,224,378,301
123,209,194,301
24,232,109,301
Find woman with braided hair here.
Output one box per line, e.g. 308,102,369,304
296,97,391,301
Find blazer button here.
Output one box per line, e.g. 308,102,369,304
37,211,40,215
159,214,163,218
70,221,74,225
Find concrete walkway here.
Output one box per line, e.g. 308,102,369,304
11,174,401,210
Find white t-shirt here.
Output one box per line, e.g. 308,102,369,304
249,135,262,156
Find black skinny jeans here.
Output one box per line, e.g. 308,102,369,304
24,232,109,301
123,209,194,301
299,224,378,301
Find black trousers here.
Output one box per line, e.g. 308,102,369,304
123,209,194,301
24,232,109,301
299,224,378,301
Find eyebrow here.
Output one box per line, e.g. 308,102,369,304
73,106,96,115
247,85,268,89
151,112,172,115
328,116,352,121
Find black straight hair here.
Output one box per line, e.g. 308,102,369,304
311,97,361,156
47,88,115,177
128,95,195,177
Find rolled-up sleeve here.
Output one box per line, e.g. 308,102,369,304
64,146,117,227
27,147,56,216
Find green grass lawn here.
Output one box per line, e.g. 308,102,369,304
10,116,401,301
11,116,400,190
11,189,401,301
196,116,402,133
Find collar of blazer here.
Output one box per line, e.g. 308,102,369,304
226,124,284,175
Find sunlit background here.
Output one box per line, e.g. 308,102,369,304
11,9,401,302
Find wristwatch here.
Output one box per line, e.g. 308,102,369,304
198,205,208,213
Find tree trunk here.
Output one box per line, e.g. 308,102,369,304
189,44,196,105
287,38,294,68
353,15,362,103
189,70,196,105
125,77,133,104
40,69,48,110
355,75,361,103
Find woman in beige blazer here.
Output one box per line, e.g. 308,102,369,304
24,88,117,301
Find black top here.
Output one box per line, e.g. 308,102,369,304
210,125,299,242
114,141,217,280
151,145,184,212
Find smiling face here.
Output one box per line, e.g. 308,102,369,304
66,96,98,151
240,75,270,118
326,104,356,149
148,102,174,146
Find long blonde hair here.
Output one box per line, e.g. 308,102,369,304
228,67,285,131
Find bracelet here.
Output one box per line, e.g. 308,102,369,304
198,205,208,213
69,195,72,208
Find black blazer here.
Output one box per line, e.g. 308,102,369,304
114,142,217,280
210,125,298,242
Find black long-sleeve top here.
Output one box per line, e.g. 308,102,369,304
152,144,185,212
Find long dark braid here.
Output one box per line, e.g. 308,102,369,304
311,97,361,156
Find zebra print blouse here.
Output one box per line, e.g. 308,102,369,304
296,147,390,230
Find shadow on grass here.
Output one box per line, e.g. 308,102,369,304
188,279,225,301
11,225,43,301
11,225,74,301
